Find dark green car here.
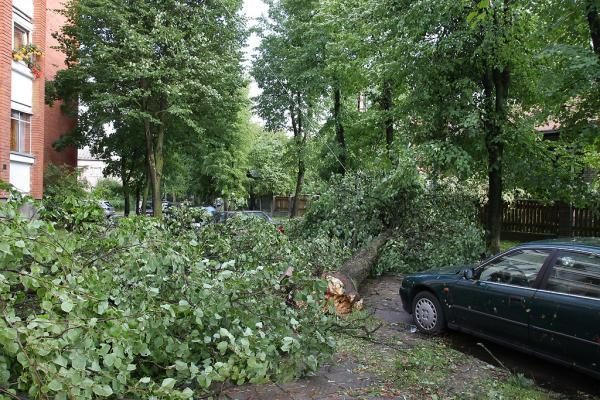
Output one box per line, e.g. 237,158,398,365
399,239,600,378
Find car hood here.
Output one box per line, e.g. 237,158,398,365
423,264,471,275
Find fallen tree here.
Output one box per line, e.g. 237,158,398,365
325,231,391,314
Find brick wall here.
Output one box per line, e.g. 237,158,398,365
44,0,77,171
29,0,47,199
0,0,12,186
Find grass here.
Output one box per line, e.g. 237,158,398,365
335,331,555,400
500,240,523,252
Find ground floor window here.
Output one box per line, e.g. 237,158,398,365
10,110,31,154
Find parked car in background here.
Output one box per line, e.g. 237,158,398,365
399,239,600,378
98,200,115,218
189,206,216,229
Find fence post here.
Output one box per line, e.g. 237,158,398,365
557,202,573,238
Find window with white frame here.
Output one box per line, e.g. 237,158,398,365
13,23,29,50
10,110,32,154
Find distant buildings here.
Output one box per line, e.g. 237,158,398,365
1,0,77,199
78,147,119,188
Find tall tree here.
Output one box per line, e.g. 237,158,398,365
252,0,324,217
381,0,545,253
53,0,245,217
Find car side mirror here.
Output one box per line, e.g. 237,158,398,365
462,268,474,280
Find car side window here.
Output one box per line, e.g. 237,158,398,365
477,249,551,287
545,251,600,299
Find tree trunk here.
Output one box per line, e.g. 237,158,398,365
482,65,509,254
586,0,600,58
486,142,503,254
144,121,164,218
333,86,346,173
381,80,394,155
291,159,305,218
154,117,165,216
325,232,390,314
289,93,306,218
119,159,131,217
123,184,130,217
141,165,150,215
135,186,141,215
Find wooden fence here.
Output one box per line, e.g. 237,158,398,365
271,195,313,217
486,200,600,239
248,195,315,217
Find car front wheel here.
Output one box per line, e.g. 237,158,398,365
412,291,445,334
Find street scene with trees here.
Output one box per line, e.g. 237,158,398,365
1,0,599,398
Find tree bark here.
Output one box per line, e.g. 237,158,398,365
333,86,346,173
381,80,394,155
144,119,160,218
290,93,306,218
482,65,509,254
119,158,132,217
141,161,150,215
586,0,600,58
135,186,141,215
123,181,130,217
291,159,305,218
325,232,390,314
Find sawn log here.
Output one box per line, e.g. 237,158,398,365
325,231,390,314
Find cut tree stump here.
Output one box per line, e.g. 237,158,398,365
325,231,390,315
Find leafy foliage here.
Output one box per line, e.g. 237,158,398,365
0,197,337,399
40,165,104,230
376,184,485,275
294,155,484,274
52,0,247,215
92,179,123,210
247,132,295,196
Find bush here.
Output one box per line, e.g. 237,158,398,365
295,158,485,275
0,197,336,399
92,179,124,210
40,165,104,230
163,205,212,235
375,183,485,275
295,161,422,251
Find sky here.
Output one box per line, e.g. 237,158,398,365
242,0,269,100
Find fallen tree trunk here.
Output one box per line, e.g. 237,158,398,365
325,231,391,315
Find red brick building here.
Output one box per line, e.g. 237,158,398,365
1,0,76,199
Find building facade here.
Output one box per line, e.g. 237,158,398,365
1,0,76,199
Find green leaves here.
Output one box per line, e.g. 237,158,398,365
60,300,75,313
161,378,177,390
92,384,114,397
0,197,335,398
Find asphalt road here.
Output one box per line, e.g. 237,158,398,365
361,276,600,399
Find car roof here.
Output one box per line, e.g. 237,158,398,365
518,237,600,254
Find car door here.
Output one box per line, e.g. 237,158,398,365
449,248,552,347
530,250,600,375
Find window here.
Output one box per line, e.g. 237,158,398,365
13,24,29,50
546,251,600,299
477,249,551,287
10,110,31,154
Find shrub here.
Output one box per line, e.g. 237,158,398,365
40,165,104,230
295,161,423,251
0,197,335,399
295,159,485,275
375,184,485,275
92,179,124,210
